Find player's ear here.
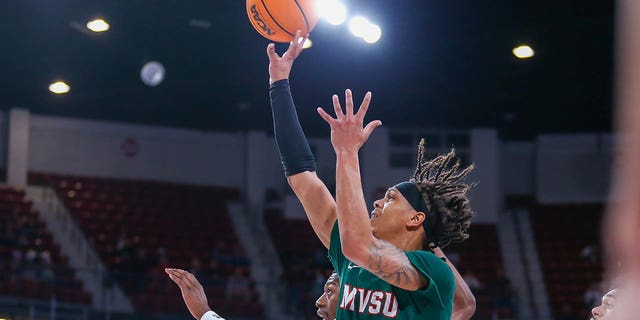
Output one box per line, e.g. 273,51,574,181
407,211,425,229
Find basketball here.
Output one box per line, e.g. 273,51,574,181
246,0,319,43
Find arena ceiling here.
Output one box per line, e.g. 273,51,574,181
2,0,614,139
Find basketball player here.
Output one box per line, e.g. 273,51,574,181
167,247,476,320
603,2,640,318
604,1,640,318
590,289,620,320
316,249,476,320
267,30,475,319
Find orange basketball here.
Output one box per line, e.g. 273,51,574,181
246,0,319,43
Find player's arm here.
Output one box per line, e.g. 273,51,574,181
335,151,426,291
316,90,431,291
267,31,336,249
165,268,225,320
433,247,476,320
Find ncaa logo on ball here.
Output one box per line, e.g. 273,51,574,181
250,4,276,36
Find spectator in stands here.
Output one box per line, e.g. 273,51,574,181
37,251,55,283
21,246,38,281
9,247,23,279
492,267,515,319
224,267,251,302
267,32,476,319
211,241,230,265
189,257,204,279
590,289,619,320
204,260,224,285
148,251,172,292
447,250,461,266
581,243,600,264
229,242,250,266
114,232,133,271
0,216,13,246
131,247,152,274
462,269,483,291
14,216,36,246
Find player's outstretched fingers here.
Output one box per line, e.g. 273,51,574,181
317,107,336,126
284,30,303,60
345,89,354,116
166,269,183,286
171,269,195,288
266,43,280,62
363,120,383,139
185,271,201,289
356,92,373,120
166,268,189,288
332,95,344,119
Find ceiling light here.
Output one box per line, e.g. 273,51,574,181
140,62,165,87
317,0,347,26
348,16,370,39
86,19,110,32
363,24,382,44
49,81,70,94
513,45,534,59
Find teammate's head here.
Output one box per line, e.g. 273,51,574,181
315,272,340,320
371,139,475,249
590,289,618,320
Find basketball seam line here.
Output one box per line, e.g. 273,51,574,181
292,0,310,32
260,0,295,37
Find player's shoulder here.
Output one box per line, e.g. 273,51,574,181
405,250,453,280
405,250,447,265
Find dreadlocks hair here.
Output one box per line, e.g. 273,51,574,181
410,139,475,249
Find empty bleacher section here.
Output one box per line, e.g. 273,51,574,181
528,202,604,319
28,172,263,318
0,185,92,305
265,208,333,318
447,224,511,320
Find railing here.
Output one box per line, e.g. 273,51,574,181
26,186,132,312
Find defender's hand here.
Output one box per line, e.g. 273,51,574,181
166,268,212,320
317,89,382,154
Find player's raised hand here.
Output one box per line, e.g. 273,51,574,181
166,268,212,320
317,89,382,154
267,29,307,84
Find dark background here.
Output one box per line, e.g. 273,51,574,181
2,0,614,139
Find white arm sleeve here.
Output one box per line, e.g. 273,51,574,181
200,311,225,320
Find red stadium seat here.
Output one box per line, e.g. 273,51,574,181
27,172,258,317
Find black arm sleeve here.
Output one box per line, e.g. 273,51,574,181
269,79,317,176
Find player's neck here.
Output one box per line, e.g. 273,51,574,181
388,231,424,251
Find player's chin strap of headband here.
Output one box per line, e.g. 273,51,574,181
394,181,438,248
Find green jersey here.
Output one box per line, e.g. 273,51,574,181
328,222,455,319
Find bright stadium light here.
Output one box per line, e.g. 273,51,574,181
317,0,347,26
86,19,110,32
363,23,382,44
348,16,370,38
49,81,71,94
302,38,313,49
293,37,312,49
513,45,535,59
